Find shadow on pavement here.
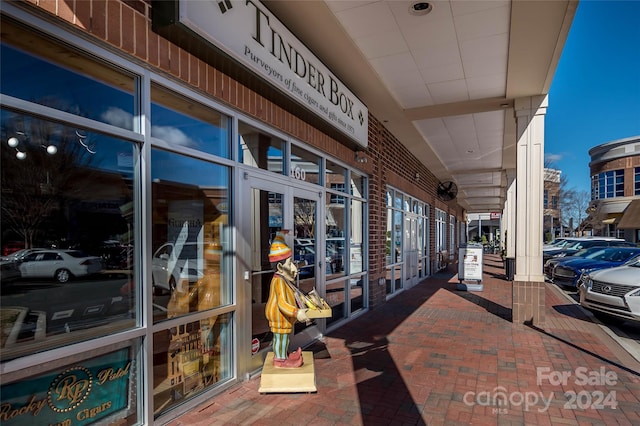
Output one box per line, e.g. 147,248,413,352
524,321,640,378
326,280,446,425
445,288,512,321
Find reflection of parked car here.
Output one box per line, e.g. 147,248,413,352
326,238,345,273
152,242,205,292
17,249,104,283
1,247,48,262
0,260,21,283
552,248,640,288
294,244,316,279
100,244,133,270
579,257,640,324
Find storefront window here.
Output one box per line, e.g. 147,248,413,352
394,192,402,209
291,144,320,185
325,279,346,327
1,34,135,131
0,109,137,361
350,199,364,274
151,84,230,158
326,193,346,280
326,160,346,192
151,149,232,323
238,121,285,174
350,171,365,198
153,312,232,418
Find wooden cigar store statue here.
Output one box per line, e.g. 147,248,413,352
265,231,310,368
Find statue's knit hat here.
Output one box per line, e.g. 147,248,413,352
268,230,291,262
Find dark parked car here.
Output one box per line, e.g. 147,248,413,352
552,247,640,288
544,246,611,281
543,238,635,264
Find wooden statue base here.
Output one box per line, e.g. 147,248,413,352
258,351,317,393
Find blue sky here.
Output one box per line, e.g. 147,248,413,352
545,0,640,195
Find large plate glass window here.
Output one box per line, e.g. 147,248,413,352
151,84,230,158
326,160,347,281
1,109,138,361
291,144,321,185
1,21,135,131
238,122,285,174
150,149,232,323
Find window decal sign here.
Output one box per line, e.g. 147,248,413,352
0,348,131,425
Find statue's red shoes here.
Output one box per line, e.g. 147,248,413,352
273,356,303,368
287,347,302,361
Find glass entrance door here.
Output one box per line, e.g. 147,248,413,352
240,175,321,374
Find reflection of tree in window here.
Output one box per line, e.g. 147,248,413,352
1,112,133,249
294,199,315,238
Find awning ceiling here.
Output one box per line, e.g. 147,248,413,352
265,1,578,213
617,199,640,229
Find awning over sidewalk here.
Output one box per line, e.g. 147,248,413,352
617,199,640,229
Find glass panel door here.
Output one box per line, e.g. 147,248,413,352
242,176,321,373
248,186,283,364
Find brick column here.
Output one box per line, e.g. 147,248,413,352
513,96,547,325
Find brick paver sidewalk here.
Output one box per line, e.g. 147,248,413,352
169,254,640,426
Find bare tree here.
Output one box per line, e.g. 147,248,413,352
1,114,96,248
294,198,315,238
561,189,592,235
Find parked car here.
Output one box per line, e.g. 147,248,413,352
152,242,206,292
0,260,21,283
544,246,612,281
552,247,640,288
294,244,316,279
543,238,569,250
17,249,104,283
543,237,634,264
1,247,48,262
326,237,345,273
579,256,640,324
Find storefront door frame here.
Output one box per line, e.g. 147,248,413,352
237,169,325,378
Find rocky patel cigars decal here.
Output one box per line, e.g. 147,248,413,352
0,348,130,425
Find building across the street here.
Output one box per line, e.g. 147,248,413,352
587,135,640,242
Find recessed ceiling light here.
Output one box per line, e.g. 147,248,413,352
409,2,432,16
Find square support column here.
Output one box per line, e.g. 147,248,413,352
513,96,547,325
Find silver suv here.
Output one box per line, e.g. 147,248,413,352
578,256,640,324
